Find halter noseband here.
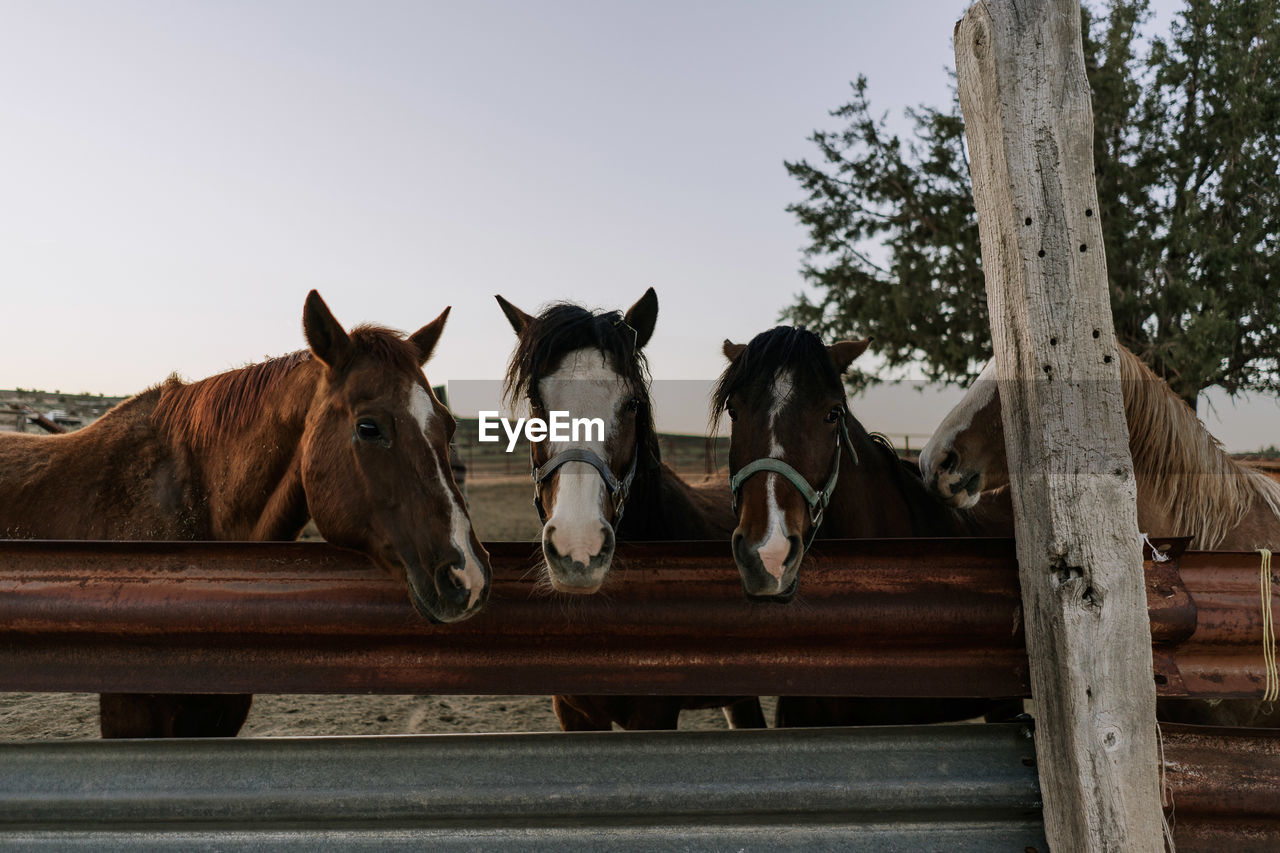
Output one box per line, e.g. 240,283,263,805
729,418,858,551
532,446,639,527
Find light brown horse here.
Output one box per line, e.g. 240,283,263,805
496,289,762,731
0,291,491,737
920,344,1280,551
714,326,1017,726
920,344,1280,725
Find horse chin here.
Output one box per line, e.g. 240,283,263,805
743,577,799,604
548,576,604,595
742,571,798,604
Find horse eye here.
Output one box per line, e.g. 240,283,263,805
823,407,843,424
726,407,738,422
624,397,641,413
356,419,384,441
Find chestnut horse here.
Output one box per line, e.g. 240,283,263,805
0,291,491,737
714,326,1016,726
496,289,763,730
920,344,1280,727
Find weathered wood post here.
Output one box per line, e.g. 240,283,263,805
955,1,1163,849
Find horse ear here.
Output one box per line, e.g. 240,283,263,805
722,339,746,362
409,306,450,367
303,290,353,371
495,295,533,335
827,338,872,374
624,287,659,350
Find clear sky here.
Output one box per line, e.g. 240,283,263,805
6,0,1274,448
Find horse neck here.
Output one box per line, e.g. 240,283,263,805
615,437,735,542
1120,348,1280,549
167,358,321,541
823,417,974,539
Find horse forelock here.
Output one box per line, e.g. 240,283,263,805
710,327,841,431
1120,346,1280,548
503,302,650,407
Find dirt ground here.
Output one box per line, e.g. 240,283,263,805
0,692,759,739
0,478,764,740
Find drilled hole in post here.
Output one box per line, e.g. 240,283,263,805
1080,243,1087,252
1049,337,1057,346
1037,249,1046,258
1085,208,1093,217
1093,329,1101,338
1024,217,1032,226
1104,355,1113,363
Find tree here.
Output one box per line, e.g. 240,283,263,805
785,0,1280,407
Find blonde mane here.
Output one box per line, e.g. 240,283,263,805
1120,347,1280,549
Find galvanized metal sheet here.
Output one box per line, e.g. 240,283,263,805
0,724,1046,851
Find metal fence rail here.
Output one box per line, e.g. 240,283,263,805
1,723,1273,851
0,536,1269,697
0,537,1271,697
0,725,1046,851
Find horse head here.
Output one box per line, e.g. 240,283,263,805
918,360,1007,507
714,327,869,601
300,290,491,623
497,288,658,593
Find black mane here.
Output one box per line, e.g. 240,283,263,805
711,326,842,426
504,303,651,406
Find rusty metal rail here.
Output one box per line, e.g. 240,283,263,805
0,536,1272,698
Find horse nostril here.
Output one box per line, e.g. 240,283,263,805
439,565,470,607
941,449,959,473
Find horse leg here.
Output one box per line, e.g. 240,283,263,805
99,693,253,738
617,697,683,731
552,695,614,731
722,697,767,729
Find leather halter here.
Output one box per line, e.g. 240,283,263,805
532,446,639,527
729,418,858,551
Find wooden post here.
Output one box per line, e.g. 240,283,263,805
955,1,1163,850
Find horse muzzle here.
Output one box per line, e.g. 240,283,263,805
542,521,615,594
404,549,490,624
732,529,802,602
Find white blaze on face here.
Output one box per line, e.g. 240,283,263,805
409,384,485,608
756,370,795,585
919,359,997,507
537,349,630,566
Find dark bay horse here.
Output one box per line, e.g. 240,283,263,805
920,344,1280,726
714,326,1015,726
0,291,491,737
496,289,763,730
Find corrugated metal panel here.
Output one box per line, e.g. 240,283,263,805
1,536,1268,698
0,725,1047,851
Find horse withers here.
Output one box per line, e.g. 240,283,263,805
0,291,490,737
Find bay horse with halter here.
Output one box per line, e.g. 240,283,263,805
0,291,491,737
714,326,1016,726
496,289,763,730
920,343,1280,726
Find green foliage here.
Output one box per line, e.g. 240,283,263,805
786,0,1280,405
